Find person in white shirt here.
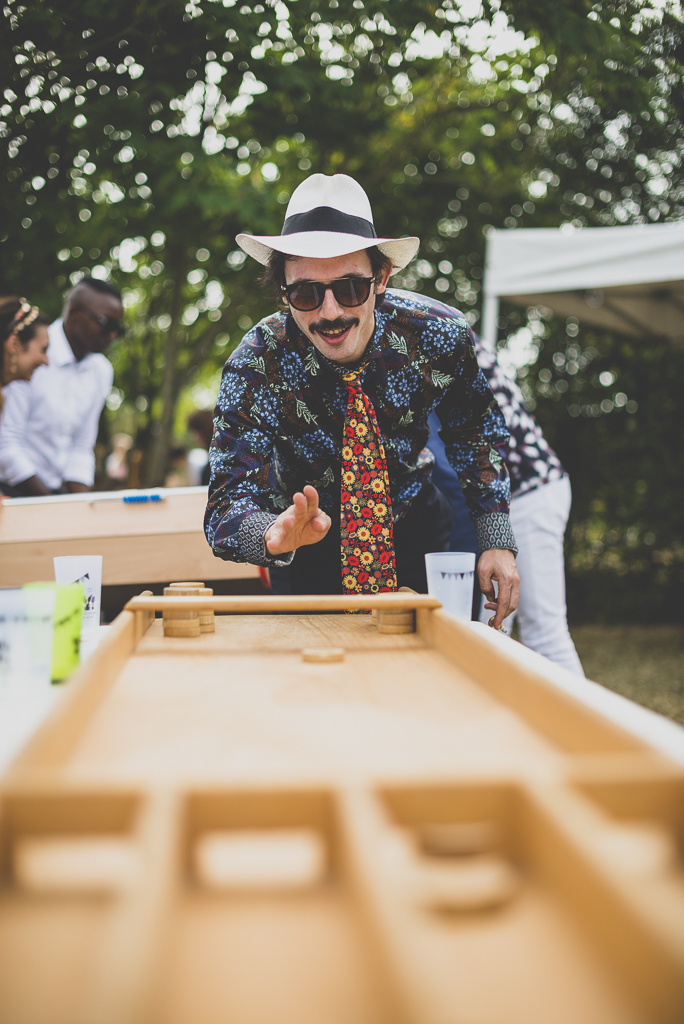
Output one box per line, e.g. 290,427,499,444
0,277,123,497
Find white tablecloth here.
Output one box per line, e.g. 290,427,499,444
0,626,109,774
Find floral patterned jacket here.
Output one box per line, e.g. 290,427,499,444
205,289,516,567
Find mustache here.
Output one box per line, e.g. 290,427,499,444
310,316,359,333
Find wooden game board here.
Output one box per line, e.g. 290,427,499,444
1,592,683,1024
0,487,259,588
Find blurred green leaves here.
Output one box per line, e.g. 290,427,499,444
1,0,683,615
510,305,684,622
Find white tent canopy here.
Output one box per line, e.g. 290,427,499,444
481,222,684,347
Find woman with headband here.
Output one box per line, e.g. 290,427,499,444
0,298,50,416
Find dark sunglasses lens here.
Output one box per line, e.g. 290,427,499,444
288,283,322,311
102,318,124,337
286,278,372,310
332,278,371,307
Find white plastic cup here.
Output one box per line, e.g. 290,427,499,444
54,555,103,635
0,587,55,691
425,552,476,620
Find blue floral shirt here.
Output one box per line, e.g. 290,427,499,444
205,289,516,566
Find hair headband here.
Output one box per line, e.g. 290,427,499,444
8,299,40,334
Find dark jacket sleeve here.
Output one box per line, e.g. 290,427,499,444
204,328,294,567
435,323,517,553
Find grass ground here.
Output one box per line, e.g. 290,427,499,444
569,625,684,726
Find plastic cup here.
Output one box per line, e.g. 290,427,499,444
0,586,56,691
54,555,102,635
425,552,476,620
25,582,84,681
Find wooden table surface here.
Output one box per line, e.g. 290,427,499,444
65,614,559,786
1,598,682,1024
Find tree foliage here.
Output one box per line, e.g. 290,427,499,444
2,0,683,618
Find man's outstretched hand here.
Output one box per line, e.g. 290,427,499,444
478,548,519,629
265,485,331,556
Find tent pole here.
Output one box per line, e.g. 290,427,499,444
481,291,499,348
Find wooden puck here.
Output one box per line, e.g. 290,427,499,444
378,624,415,634
197,588,215,633
163,623,201,638
166,584,214,598
301,648,345,663
164,587,214,618
163,584,202,622
417,822,500,858
378,612,415,626
410,855,520,912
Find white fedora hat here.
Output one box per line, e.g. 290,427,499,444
236,173,419,272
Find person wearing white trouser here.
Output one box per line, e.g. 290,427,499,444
478,476,583,675
428,328,584,677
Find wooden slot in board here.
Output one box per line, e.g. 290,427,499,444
571,771,684,979
0,785,140,888
153,787,396,1024
416,607,647,755
518,782,684,1023
181,787,337,876
341,780,684,1024
0,785,180,1024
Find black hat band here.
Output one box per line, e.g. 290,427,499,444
282,206,377,238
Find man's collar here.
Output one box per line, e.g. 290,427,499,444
48,319,76,367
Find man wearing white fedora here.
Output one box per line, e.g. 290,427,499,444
205,173,519,627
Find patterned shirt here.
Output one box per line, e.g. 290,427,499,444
205,289,516,567
474,337,566,498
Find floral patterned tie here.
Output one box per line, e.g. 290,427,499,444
340,364,397,596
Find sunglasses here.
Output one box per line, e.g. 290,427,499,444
282,276,375,312
80,304,126,338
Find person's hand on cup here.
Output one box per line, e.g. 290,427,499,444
478,548,519,630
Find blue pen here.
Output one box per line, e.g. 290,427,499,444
122,494,163,504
